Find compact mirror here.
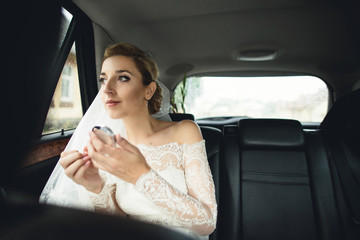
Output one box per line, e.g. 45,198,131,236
92,126,116,147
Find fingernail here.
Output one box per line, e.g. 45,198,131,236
92,126,100,132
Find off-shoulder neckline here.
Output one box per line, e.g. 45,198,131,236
136,139,205,149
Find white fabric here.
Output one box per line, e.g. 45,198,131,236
39,91,127,210
152,81,172,121
39,82,217,239
88,141,217,239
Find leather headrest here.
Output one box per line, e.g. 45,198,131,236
238,119,304,150
320,88,360,135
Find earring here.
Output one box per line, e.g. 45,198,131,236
145,99,148,107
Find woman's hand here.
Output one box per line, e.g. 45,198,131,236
87,130,151,185
59,149,104,193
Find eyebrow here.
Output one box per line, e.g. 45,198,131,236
100,70,134,76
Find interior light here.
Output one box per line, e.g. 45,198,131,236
236,49,277,61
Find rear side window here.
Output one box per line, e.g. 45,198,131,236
43,43,83,134
172,75,328,122
42,8,83,134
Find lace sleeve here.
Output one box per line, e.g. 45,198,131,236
135,141,217,236
87,174,126,216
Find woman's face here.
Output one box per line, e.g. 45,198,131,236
99,55,149,119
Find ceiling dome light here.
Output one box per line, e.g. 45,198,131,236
236,49,277,61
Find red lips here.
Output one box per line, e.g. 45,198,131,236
106,99,120,107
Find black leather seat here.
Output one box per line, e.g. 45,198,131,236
218,118,344,240
200,126,222,240
200,126,221,204
320,88,360,135
320,89,360,239
169,113,195,121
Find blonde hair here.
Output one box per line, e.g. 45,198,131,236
103,42,162,114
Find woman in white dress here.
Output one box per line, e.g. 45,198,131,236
40,43,217,239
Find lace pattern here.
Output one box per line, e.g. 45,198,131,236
137,142,184,171
88,183,117,214
136,141,217,236
88,140,217,237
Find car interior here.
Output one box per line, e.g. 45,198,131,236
1,0,359,240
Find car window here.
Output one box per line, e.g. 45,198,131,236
172,75,328,122
42,9,83,135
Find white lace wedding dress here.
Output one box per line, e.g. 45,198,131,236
88,140,217,239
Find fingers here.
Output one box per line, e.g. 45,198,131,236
59,151,83,169
91,158,105,170
64,158,89,178
115,134,137,153
72,160,91,179
59,150,91,179
86,137,102,158
115,134,124,147
60,150,78,158
86,137,111,170
83,146,88,154
89,131,114,153
88,133,129,172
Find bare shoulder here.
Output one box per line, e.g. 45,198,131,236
172,120,203,144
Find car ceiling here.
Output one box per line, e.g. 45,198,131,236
73,0,360,93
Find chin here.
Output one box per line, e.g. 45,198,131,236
109,113,124,119
109,115,122,119
106,110,125,119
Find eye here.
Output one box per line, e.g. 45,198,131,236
118,75,130,82
99,77,107,84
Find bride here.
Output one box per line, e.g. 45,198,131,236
40,43,217,239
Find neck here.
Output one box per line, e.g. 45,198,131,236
122,112,157,144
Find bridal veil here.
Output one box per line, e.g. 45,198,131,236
39,81,171,209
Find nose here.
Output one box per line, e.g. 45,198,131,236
102,77,115,94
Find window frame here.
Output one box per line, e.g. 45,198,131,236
38,1,98,141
